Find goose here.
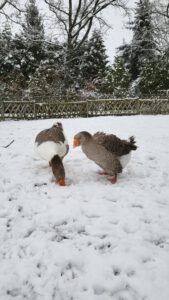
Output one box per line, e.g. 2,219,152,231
34,122,69,186
73,131,137,183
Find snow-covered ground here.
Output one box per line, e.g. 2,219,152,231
0,115,169,300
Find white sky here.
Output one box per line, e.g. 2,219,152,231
103,2,134,62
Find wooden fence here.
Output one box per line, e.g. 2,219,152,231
0,98,169,120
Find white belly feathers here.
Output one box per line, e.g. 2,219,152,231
34,141,67,162
119,152,131,169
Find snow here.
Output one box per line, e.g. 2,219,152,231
0,115,169,300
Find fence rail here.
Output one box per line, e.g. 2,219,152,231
0,99,169,120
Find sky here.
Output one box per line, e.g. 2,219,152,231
103,3,134,62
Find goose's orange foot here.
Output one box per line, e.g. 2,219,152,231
57,178,65,186
108,176,117,184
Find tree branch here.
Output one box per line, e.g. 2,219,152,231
71,0,82,28
0,0,8,10
167,3,169,18
7,0,25,13
0,10,21,24
2,139,14,148
44,0,69,16
69,0,72,27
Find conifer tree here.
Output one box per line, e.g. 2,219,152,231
0,22,23,99
82,30,109,83
14,0,45,80
140,53,169,95
0,22,13,75
28,38,64,99
111,56,131,97
120,0,155,81
22,0,44,57
131,0,155,79
62,30,109,91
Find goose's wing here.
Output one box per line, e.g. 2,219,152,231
35,124,65,145
93,132,137,156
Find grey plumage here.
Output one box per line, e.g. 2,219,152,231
74,131,122,176
74,131,137,179
93,132,137,156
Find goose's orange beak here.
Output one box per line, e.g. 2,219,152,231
73,138,80,148
58,178,65,186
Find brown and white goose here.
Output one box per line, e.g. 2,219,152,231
73,131,137,183
34,122,69,186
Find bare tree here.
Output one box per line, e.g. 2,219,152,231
43,0,127,88
152,0,169,51
44,0,127,50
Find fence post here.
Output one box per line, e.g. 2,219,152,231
0,102,2,120
0,102,2,121
86,100,88,117
1,101,5,120
33,101,36,119
137,99,141,114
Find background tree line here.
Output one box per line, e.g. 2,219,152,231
0,0,169,101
